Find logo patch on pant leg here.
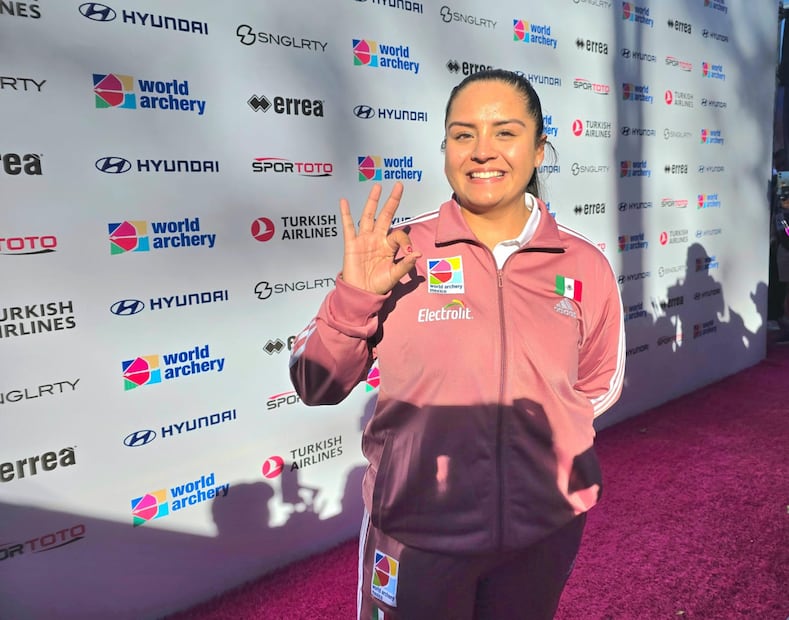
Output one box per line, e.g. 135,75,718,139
371,549,399,607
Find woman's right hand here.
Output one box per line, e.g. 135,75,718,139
339,181,421,295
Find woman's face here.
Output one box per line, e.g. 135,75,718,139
444,80,546,216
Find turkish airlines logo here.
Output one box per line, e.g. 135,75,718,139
124,429,157,447
262,456,285,479
79,2,117,21
251,217,276,242
664,90,674,105
110,299,145,316
572,119,584,136
96,157,132,174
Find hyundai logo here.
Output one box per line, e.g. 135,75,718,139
353,105,375,119
95,157,131,174
79,2,116,21
124,429,157,447
110,299,145,316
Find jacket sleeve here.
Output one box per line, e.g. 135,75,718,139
575,259,626,418
289,276,389,406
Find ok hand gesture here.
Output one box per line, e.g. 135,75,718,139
339,182,421,295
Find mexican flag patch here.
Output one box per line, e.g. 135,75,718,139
555,275,583,301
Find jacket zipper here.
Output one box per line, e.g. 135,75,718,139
494,245,564,550
496,267,506,550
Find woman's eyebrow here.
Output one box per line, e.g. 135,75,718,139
447,119,527,130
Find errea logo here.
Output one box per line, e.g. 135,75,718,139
1,153,42,175
1,447,77,483
247,94,324,116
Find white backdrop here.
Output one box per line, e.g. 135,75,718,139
0,1,778,618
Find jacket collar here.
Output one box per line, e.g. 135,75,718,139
434,195,569,251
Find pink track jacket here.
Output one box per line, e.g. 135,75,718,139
290,197,625,553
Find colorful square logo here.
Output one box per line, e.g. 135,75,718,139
427,256,464,294
131,490,169,527
366,366,380,392
109,221,150,254
93,73,137,109
371,550,399,607
122,355,162,390
358,155,382,181
513,19,529,42
622,2,634,20
353,39,379,66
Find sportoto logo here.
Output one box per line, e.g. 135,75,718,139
79,2,116,21
110,299,145,316
124,429,157,447
95,156,132,174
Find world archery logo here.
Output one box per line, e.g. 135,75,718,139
121,345,226,391
358,155,382,181
358,155,423,182
352,38,420,74
94,73,136,108
353,39,379,66
131,472,230,527
427,257,464,294
93,72,207,115
366,366,380,392
109,221,150,254
109,217,217,254
130,490,168,527
122,355,162,390
512,19,557,48
371,550,399,606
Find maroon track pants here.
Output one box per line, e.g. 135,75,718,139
358,512,586,620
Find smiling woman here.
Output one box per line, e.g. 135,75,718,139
289,69,626,620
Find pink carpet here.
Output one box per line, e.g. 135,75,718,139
170,344,789,619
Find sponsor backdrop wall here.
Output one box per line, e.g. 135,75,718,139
0,0,777,618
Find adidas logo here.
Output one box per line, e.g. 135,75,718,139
554,298,578,318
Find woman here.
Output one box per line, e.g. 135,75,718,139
290,69,625,619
